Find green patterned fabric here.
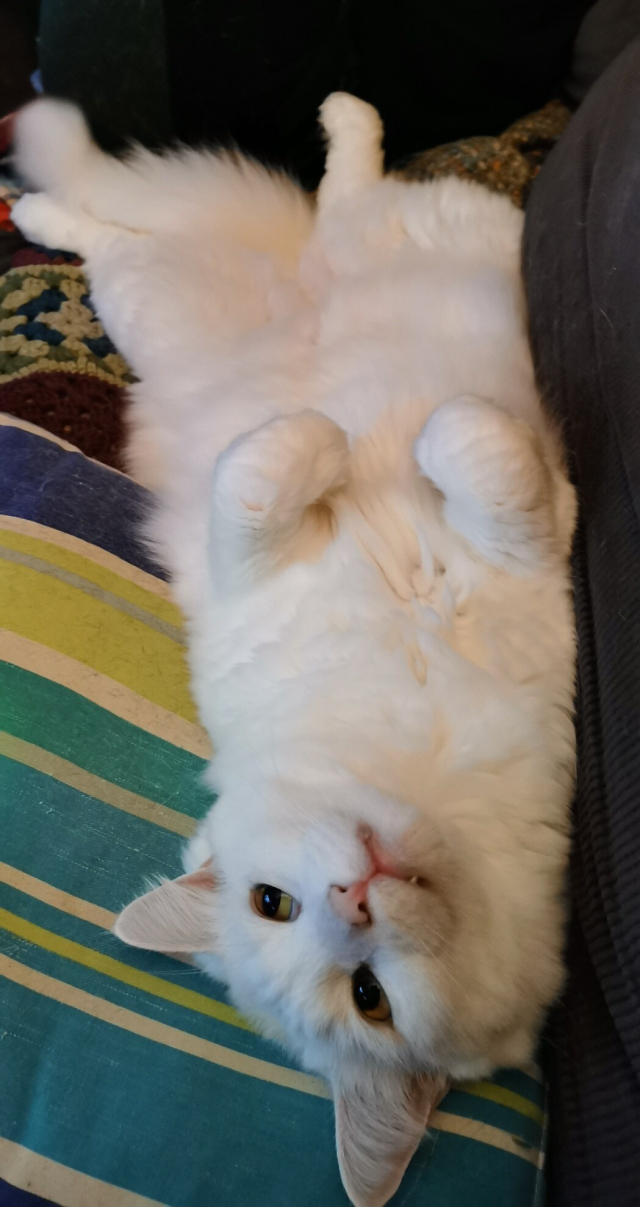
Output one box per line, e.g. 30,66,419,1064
0,417,547,1205
0,261,133,386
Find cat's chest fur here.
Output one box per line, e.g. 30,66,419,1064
157,177,574,821
190,474,573,814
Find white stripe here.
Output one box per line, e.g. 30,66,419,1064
431,1109,539,1165
0,515,173,599
0,632,211,758
0,954,330,1098
0,1135,164,1207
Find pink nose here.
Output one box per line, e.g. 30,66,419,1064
328,881,371,926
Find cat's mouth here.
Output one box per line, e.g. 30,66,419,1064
361,824,432,889
329,825,428,926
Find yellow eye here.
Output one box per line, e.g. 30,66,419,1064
252,884,300,922
352,964,392,1022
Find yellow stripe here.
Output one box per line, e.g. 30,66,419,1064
0,544,184,643
431,1109,539,1166
0,953,330,1098
462,1081,544,1125
0,862,116,930
0,633,211,757
0,732,198,837
0,561,195,721
0,515,174,600
0,525,183,629
0,1136,164,1207
0,907,250,1031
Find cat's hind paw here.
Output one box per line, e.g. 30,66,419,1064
11,192,80,253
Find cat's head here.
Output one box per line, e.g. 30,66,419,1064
115,773,565,1206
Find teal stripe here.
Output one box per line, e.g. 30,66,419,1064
414,1125,537,1207
0,757,183,908
443,1087,542,1150
0,975,339,1207
0,661,210,817
0,881,303,1069
0,972,538,1207
0,927,268,1063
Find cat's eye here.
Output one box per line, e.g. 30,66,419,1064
352,964,392,1023
252,884,300,922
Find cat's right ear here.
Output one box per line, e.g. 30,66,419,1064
113,862,219,953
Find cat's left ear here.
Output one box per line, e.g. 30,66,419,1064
332,1067,447,1207
113,862,219,953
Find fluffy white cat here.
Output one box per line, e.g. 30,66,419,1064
13,93,576,1207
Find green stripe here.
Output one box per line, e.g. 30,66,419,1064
490,1065,545,1101
0,662,209,814
0,977,339,1207
442,1086,542,1150
0,877,305,1068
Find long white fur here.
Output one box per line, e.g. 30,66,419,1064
13,93,576,1207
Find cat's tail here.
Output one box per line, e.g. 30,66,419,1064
13,98,313,258
317,92,384,214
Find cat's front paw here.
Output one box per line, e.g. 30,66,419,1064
213,410,349,521
210,410,349,591
415,395,554,562
416,396,548,514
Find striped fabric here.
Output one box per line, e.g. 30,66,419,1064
0,416,547,1207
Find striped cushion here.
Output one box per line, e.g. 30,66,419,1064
0,416,547,1207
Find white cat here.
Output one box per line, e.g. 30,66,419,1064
13,94,576,1207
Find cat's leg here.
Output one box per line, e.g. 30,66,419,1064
11,192,120,262
11,192,148,371
14,100,312,365
415,396,558,566
12,191,168,381
317,93,384,214
13,189,255,389
210,410,349,594
14,99,313,265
